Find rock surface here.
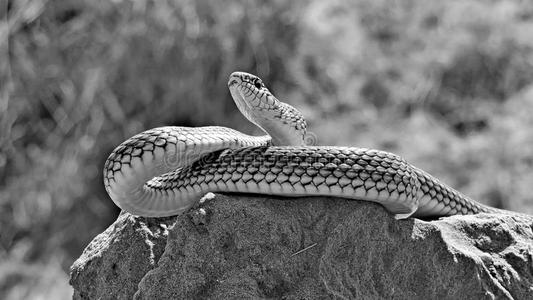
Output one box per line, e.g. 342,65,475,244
70,194,533,299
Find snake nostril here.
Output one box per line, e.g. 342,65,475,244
228,79,238,86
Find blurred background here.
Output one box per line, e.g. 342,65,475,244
2,0,533,298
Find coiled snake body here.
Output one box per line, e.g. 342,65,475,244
104,72,520,219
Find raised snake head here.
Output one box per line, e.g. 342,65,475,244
228,71,307,146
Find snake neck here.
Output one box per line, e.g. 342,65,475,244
234,93,307,146
253,103,307,146
257,122,303,146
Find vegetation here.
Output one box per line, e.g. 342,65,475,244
2,0,533,298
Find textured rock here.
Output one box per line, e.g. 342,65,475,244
70,194,533,299
69,212,176,300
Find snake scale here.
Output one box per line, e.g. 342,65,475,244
104,71,527,220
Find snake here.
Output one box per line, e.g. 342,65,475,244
103,71,525,220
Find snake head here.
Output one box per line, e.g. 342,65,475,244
228,71,266,90
228,72,272,121
228,71,307,146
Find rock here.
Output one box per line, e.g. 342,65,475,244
69,212,177,300
70,194,533,299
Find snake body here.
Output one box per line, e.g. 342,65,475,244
104,72,519,219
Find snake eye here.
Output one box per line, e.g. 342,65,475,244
253,78,263,89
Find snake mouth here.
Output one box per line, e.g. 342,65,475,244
228,76,252,119
228,79,238,87
228,72,245,87
228,72,254,110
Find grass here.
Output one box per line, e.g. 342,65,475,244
2,0,533,298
